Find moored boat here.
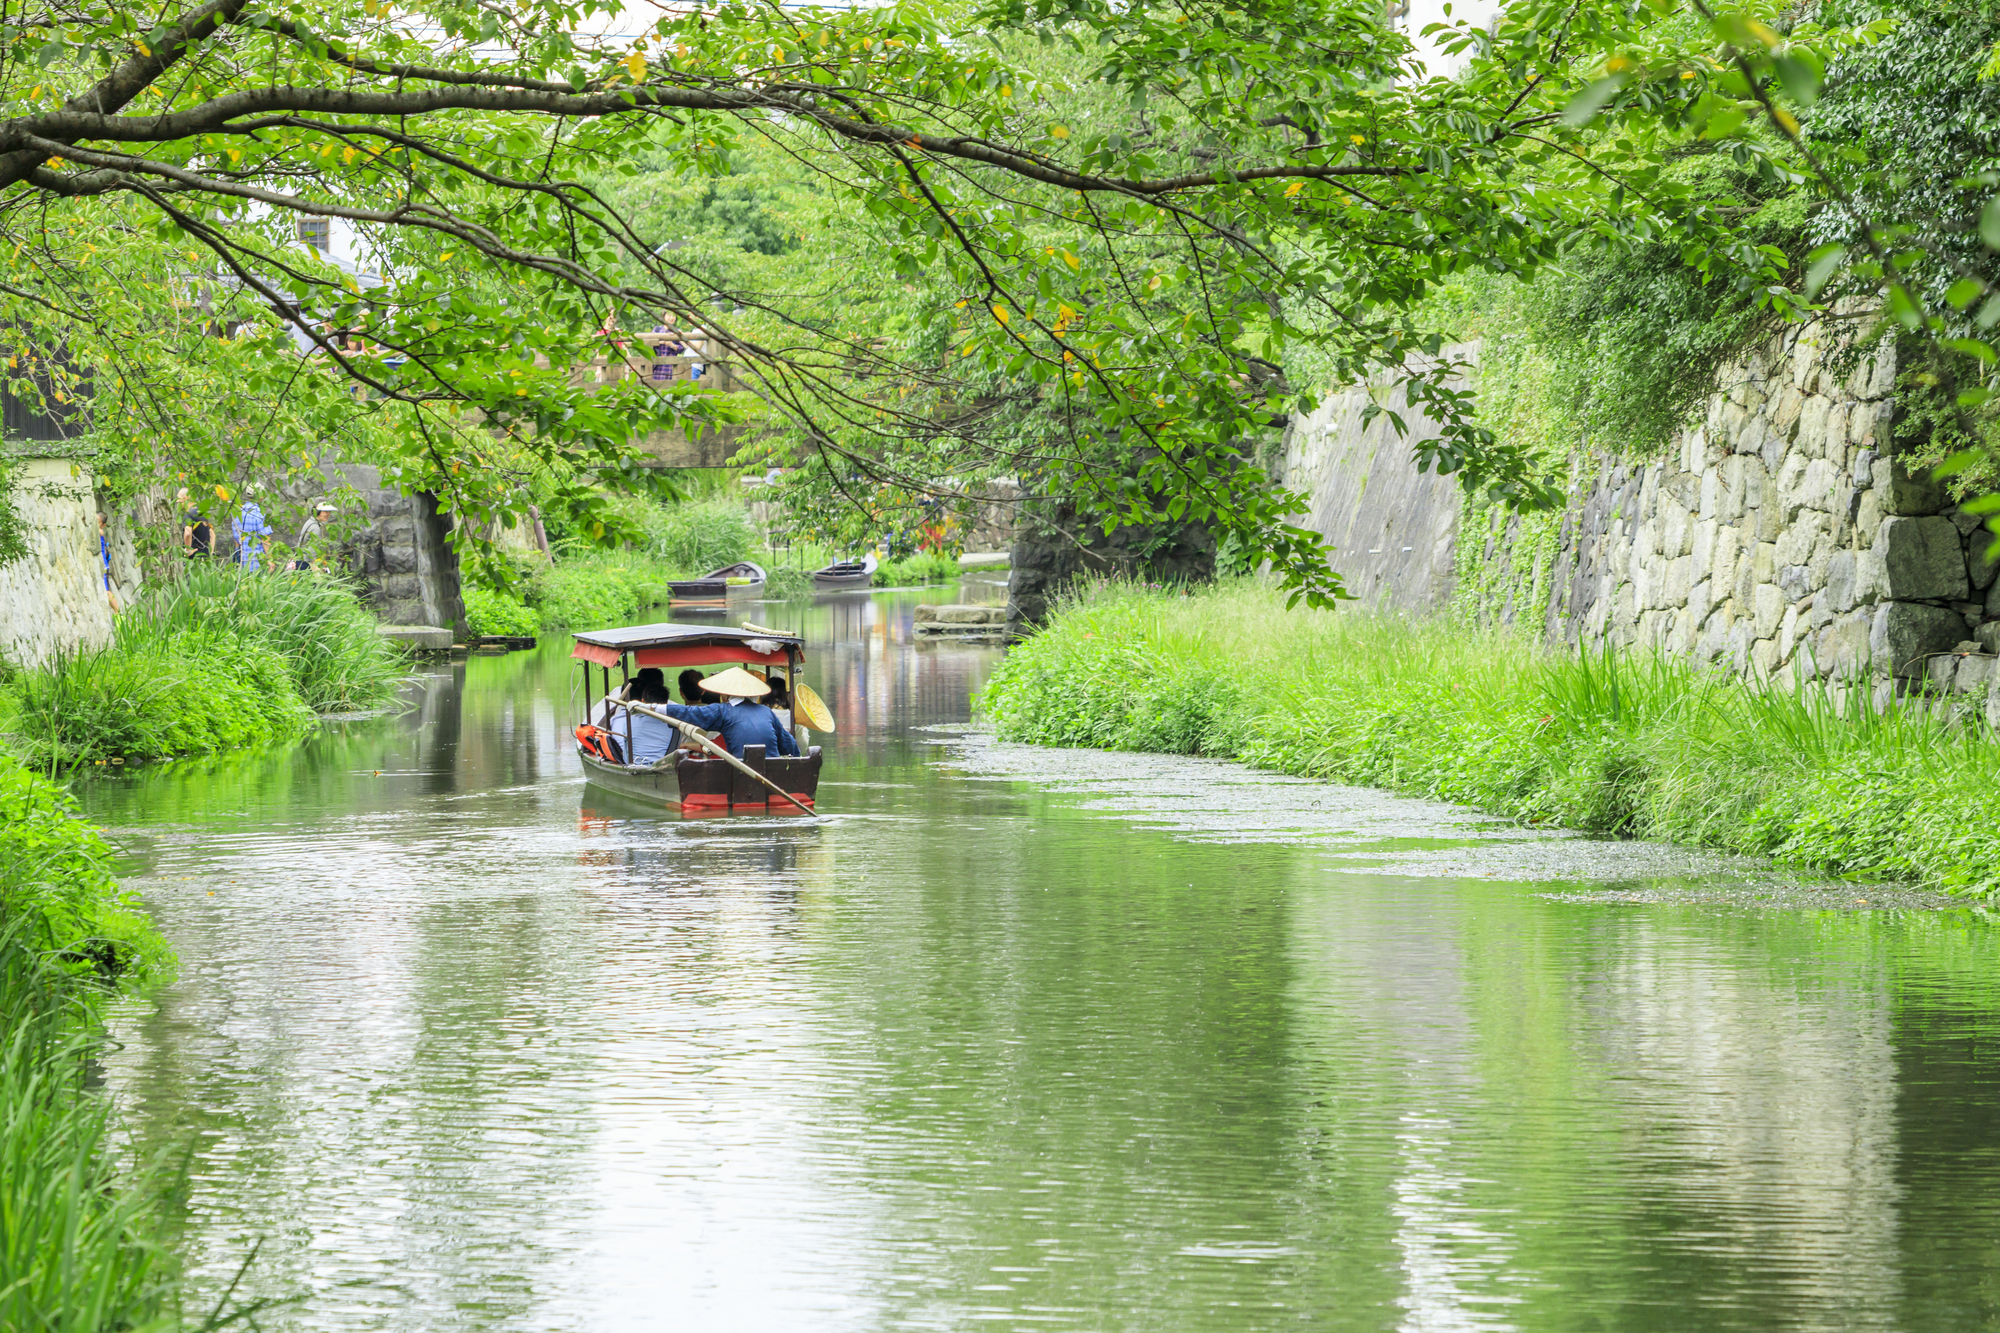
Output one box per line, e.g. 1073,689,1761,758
810,553,877,590
571,622,822,815
666,560,767,603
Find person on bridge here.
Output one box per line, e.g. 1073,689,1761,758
648,667,800,761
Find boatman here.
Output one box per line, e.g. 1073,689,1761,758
645,666,800,761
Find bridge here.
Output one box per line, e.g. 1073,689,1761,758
575,332,754,469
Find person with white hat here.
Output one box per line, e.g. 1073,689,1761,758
640,665,800,762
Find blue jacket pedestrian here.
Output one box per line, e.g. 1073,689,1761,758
231,500,271,572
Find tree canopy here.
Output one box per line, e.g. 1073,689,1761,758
0,0,1979,598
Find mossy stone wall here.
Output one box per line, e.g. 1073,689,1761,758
1284,323,2000,713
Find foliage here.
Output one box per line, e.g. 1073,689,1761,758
523,551,678,631
0,0,1888,602
0,757,167,978
119,566,402,712
1805,2,2000,322
874,551,961,587
637,499,754,573
982,582,2000,896
463,586,541,638
0,568,398,766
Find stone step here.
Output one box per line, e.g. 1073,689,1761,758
914,603,1007,625
377,624,454,653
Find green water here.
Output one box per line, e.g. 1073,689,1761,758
80,586,2000,1331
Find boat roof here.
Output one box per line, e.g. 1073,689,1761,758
572,622,803,651
570,621,805,669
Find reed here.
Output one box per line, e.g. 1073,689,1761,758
120,567,402,713
0,759,222,1332
980,580,2000,897
0,568,397,768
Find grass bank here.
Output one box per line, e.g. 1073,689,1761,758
0,755,196,1328
466,498,758,634
0,566,403,769
980,581,2000,898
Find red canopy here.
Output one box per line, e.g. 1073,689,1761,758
571,641,792,668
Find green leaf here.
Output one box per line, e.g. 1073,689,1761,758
1947,278,1985,310
1984,196,2000,251
1562,76,1626,126
1774,55,1820,106
1931,448,1983,477
1804,244,1846,298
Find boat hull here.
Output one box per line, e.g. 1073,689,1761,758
811,571,873,590
578,744,822,815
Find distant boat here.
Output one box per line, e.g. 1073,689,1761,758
667,560,767,603
810,554,877,590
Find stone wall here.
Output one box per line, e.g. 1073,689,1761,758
327,463,468,634
1280,350,1472,613
0,456,117,669
1528,324,1933,682
1008,498,1217,625
1284,320,2000,713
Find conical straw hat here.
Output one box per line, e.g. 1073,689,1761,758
700,666,770,698
792,682,836,732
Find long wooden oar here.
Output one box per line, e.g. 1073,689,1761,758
609,699,819,818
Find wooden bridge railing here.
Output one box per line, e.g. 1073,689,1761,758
574,332,737,394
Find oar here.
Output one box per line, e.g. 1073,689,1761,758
608,699,819,818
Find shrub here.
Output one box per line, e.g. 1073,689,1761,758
643,498,753,572
0,756,168,978
874,550,959,586
464,585,541,637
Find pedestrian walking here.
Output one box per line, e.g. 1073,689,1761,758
231,496,271,572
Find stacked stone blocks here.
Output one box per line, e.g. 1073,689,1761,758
1541,323,2000,717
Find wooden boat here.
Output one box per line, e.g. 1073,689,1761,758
666,560,767,603
571,622,822,815
810,553,877,590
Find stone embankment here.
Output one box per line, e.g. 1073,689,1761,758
0,456,131,670
1283,320,2000,719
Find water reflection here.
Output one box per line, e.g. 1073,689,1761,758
76,582,2000,1332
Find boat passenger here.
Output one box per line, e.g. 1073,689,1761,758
677,668,711,705
651,667,800,760
589,668,665,730
620,675,682,766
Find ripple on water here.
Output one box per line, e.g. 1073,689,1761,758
79,613,2000,1332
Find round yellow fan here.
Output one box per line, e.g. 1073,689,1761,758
792,682,836,733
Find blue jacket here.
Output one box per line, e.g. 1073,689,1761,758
658,700,801,759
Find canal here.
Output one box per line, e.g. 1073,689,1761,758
79,583,2000,1331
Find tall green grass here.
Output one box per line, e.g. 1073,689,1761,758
980,581,2000,897
0,757,219,1331
121,567,402,712
0,568,400,768
640,498,753,573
